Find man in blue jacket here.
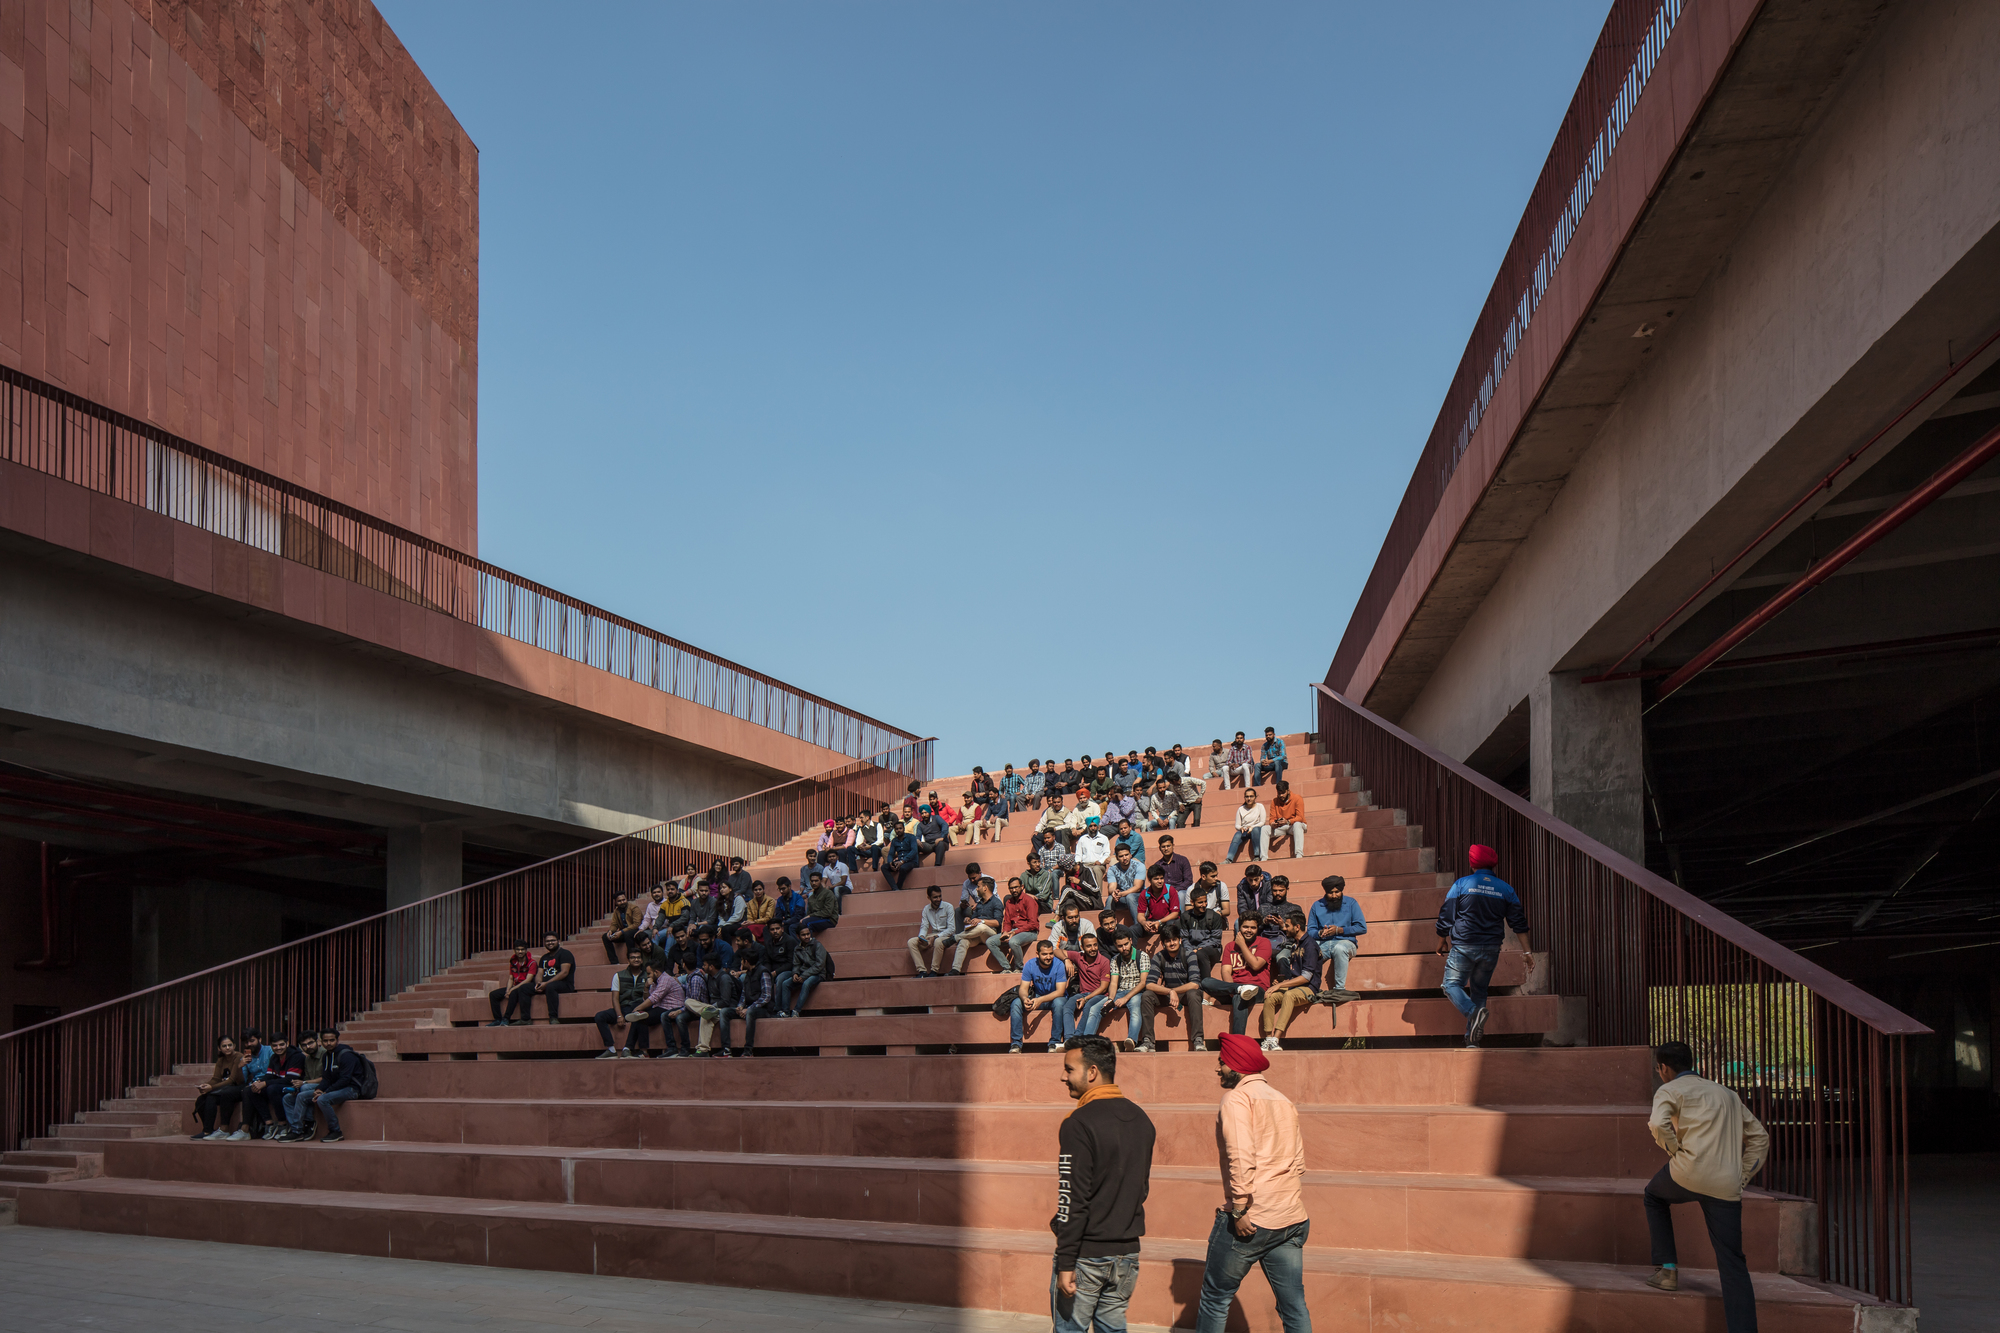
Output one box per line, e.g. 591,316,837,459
1306,875,1366,1003
883,824,924,891
1434,844,1534,1048
1256,727,1287,788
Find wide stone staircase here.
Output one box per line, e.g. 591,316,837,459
5,735,1902,1329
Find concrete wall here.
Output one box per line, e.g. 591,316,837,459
1400,0,2000,762
0,543,792,844
0,0,480,551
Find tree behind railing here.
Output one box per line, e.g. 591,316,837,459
1313,684,1921,1304
0,739,932,1156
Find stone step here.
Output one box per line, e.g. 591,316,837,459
334,1095,1657,1176
12,1179,1881,1333
363,1047,1650,1107
89,1138,1807,1268
449,953,1530,1022
380,993,1565,1057
3,1150,101,1173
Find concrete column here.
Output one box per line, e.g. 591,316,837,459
386,824,464,909
1529,671,1646,864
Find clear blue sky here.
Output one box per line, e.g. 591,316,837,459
378,2,1609,778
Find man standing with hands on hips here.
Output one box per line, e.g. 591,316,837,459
1050,1034,1156,1333
1198,1034,1310,1333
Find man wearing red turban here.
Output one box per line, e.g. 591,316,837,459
1434,844,1534,1048
1197,1034,1310,1333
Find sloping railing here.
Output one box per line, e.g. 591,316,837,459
1315,683,1921,1304
0,738,931,1155
0,363,917,761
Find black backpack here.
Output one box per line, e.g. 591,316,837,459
822,949,837,982
352,1050,379,1100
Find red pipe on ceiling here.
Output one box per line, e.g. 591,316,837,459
1653,418,2000,704
1589,323,2000,683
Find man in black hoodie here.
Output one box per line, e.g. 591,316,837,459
1051,1034,1155,1333
300,1026,364,1144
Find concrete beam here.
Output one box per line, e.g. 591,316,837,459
0,541,800,848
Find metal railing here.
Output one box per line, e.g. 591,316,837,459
0,738,931,1155
1327,0,1685,693
1314,683,1921,1303
0,364,917,760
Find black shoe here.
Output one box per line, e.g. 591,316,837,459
947,969,963,977
1467,1006,1489,1046
320,1131,345,1143
485,1019,510,1027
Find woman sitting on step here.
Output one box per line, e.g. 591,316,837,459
190,1035,246,1141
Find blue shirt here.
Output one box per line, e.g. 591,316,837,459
1437,871,1530,947
1306,895,1368,940
886,832,920,864
241,1047,273,1085
1261,736,1287,763
1113,830,1145,863
1021,955,1068,998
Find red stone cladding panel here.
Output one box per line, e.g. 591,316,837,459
0,0,480,553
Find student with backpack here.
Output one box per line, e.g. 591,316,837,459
299,1026,375,1143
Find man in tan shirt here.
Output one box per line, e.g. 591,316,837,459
1196,1034,1310,1333
1643,1040,1770,1331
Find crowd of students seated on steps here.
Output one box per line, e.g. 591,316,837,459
186,1025,377,1144
925,855,1367,1056
482,856,846,1059
860,730,1296,878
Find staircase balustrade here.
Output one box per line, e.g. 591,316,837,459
0,739,932,1159
1314,682,1924,1304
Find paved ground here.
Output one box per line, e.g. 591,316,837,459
1909,1152,2000,1332
2,1158,1989,1331
0,1226,1169,1333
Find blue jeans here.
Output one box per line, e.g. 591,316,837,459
1198,977,1262,1034
1109,989,1146,1042
1321,937,1356,989
309,1087,360,1136
1059,994,1107,1037
780,974,822,1015
1226,827,1268,862
282,1081,319,1130
1011,994,1069,1045
1052,1254,1140,1333
1197,1213,1310,1333
1257,758,1287,787
1442,943,1502,1035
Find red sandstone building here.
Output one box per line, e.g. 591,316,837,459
0,0,913,1025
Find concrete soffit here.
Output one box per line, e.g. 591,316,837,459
1360,0,1898,722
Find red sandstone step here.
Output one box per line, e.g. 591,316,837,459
462,953,1527,1021
365,1047,1656,1105
381,993,1563,1055
11,1178,1878,1333
87,1137,1805,1269
333,1095,1661,1176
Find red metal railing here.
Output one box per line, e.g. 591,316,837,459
1314,683,1920,1303
0,738,931,1155
1327,0,1685,694
0,364,917,761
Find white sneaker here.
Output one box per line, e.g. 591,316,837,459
1267,1037,1284,1052
226,1129,249,1141
203,1129,227,1140
1237,985,1259,1001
